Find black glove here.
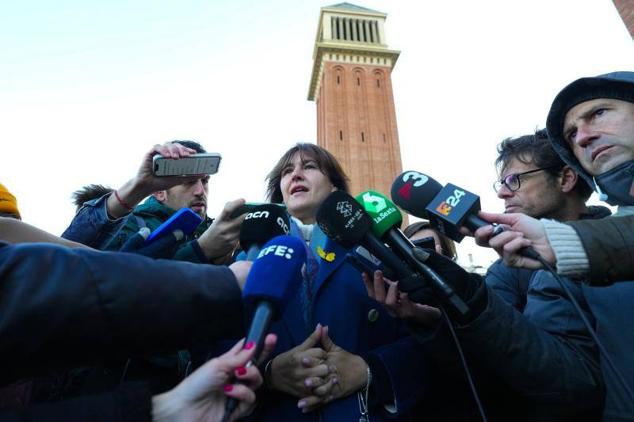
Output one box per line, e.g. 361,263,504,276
407,249,488,325
119,228,183,259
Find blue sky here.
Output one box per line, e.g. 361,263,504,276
2,0,633,266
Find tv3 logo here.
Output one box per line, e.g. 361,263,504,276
402,171,429,187
436,189,465,216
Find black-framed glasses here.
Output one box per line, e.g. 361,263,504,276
493,166,560,193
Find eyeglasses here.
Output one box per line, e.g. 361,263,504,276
493,166,559,193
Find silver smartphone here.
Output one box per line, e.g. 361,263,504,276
153,153,222,177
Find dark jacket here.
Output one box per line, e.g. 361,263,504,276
104,196,213,263
485,205,612,311
0,383,152,422
0,242,243,416
255,221,430,421
0,242,242,386
61,193,127,249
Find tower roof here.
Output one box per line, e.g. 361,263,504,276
323,3,382,14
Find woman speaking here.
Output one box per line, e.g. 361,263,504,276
256,143,428,421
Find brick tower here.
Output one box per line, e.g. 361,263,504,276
308,3,403,198
613,0,634,39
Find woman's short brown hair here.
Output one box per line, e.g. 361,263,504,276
265,143,350,203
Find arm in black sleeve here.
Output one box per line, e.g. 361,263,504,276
567,215,634,285
0,243,243,385
0,382,152,422
455,278,603,409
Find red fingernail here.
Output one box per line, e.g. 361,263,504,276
223,384,233,392
245,341,255,350
235,367,247,376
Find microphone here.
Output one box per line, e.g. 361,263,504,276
315,191,464,313
239,204,291,260
391,171,538,259
356,190,469,315
224,234,306,420
391,170,496,242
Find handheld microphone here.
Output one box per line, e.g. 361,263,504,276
356,190,469,315
391,171,538,259
224,234,306,420
391,170,496,242
316,191,447,308
239,204,290,260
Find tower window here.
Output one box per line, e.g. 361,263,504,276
339,130,343,140
357,77,360,86
361,132,365,142
376,79,380,87
383,133,386,143
374,21,380,43
337,75,340,84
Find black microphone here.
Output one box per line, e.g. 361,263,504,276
223,234,306,421
391,171,539,259
315,191,463,311
239,204,290,260
355,190,469,315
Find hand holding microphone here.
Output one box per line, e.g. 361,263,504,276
475,211,555,270
222,234,306,421
152,335,277,422
391,170,540,260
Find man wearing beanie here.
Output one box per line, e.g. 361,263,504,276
474,71,634,421
0,183,21,220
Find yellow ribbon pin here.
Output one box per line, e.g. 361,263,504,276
317,246,336,262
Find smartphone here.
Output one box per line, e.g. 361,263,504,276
229,202,286,219
411,236,436,251
153,153,222,177
347,246,396,280
144,208,203,245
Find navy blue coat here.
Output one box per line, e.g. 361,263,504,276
256,222,429,421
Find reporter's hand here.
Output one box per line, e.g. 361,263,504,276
476,212,555,269
152,334,276,422
119,228,184,259
363,270,441,325
107,142,201,218
298,326,367,413
197,199,246,262
268,325,331,399
229,260,252,290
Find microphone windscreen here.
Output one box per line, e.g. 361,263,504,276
242,235,306,317
316,190,372,248
391,171,443,218
355,190,403,238
239,204,290,251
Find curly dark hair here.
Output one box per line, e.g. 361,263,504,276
495,129,592,200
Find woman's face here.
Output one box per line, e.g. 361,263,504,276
280,152,336,224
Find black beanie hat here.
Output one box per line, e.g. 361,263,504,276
547,71,634,150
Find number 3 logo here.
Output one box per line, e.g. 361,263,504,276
402,171,429,187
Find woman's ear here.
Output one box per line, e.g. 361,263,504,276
559,166,579,194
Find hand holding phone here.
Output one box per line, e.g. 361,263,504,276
153,153,222,177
